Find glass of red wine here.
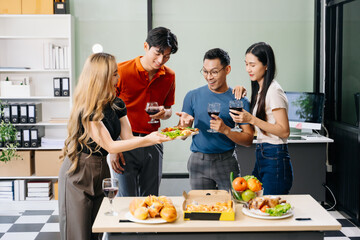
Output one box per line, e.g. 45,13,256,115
102,178,119,216
145,102,160,124
207,102,221,133
229,100,244,132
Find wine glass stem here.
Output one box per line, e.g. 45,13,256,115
109,199,113,212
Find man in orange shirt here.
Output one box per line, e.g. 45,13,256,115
110,27,178,196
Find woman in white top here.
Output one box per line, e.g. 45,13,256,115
231,42,293,195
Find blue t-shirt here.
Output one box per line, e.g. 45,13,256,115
182,85,250,154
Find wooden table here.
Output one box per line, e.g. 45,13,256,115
93,194,341,240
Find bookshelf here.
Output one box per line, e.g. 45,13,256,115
0,14,74,145
0,15,74,198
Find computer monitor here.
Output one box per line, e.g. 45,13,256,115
285,91,325,134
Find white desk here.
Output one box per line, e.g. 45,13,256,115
93,194,340,240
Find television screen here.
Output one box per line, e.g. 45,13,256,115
285,92,325,123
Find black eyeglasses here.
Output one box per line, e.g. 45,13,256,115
200,67,225,77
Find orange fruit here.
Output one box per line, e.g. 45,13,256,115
247,178,262,192
232,177,247,192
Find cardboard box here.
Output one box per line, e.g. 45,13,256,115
53,181,58,200
22,0,53,14
34,150,62,176
0,151,34,177
0,0,22,14
182,190,235,221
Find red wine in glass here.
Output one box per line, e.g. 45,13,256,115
103,187,118,199
146,109,160,115
229,107,243,116
102,178,119,216
145,102,160,124
229,100,244,131
207,103,221,133
208,111,220,119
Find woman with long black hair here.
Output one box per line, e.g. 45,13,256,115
231,42,293,195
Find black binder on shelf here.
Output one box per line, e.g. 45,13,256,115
22,129,31,148
15,129,22,147
28,103,42,123
53,77,62,96
19,104,28,123
61,77,70,96
3,104,10,123
10,104,19,124
30,127,45,147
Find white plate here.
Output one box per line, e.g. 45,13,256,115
125,211,167,224
174,131,199,140
242,207,293,220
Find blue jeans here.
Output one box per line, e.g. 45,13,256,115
253,143,293,195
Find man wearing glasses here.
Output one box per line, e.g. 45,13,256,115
176,48,254,190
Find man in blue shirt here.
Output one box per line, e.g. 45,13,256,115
177,48,254,190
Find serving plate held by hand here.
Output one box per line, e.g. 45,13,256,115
175,131,199,140
242,207,293,220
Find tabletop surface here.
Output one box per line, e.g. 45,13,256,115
92,194,341,233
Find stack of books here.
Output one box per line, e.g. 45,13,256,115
0,181,14,201
26,180,53,201
13,180,26,201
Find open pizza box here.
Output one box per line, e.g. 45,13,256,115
182,190,235,221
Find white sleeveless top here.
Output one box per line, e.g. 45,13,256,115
252,80,288,144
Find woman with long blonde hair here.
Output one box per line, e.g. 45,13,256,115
58,53,170,240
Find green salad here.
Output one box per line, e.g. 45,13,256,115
265,203,292,216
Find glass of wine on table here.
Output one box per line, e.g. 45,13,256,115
229,100,243,132
102,178,119,216
145,102,160,124
207,102,221,133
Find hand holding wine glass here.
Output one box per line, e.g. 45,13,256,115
102,178,119,216
145,102,160,124
229,100,244,132
207,103,221,133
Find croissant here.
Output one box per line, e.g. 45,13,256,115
148,201,164,218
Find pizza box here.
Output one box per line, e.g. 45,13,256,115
182,190,235,221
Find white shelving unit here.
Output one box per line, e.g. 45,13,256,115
0,14,74,143
0,15,74,197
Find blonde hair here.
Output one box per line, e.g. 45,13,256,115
61,53,118,173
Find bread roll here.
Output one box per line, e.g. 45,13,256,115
129,199,146,215
160,206,177,222
134,206,149,220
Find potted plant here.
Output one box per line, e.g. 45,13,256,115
0,101,21,163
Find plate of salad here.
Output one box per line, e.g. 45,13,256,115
242,196,293,219
160,127,199,140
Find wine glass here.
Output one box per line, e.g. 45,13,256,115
102,178,119,216
229,100,244,132
207,103,221,133
145,102,160,124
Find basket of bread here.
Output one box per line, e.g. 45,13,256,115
128,195,177,223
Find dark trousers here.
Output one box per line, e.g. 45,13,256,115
113,143,163,196
187,149,240,190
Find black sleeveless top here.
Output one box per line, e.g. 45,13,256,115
80,97,127,156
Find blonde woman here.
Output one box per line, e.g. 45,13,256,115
58,53,171,240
